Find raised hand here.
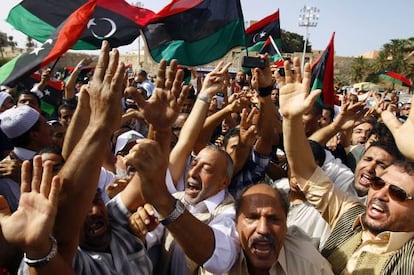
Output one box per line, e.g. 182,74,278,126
124,139,169,204
336,94,365,131
0,159,22,182
200,61,232,97
133,60,190,130
86,40,125,133
251,54,273,89
239,108,258,147
275,57,320,119
382,95,414,160
129,203,159,241
0,156,61,257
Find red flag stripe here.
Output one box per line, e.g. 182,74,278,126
151,0,205,20
246,10,279,34
41,1,96,67
96,0,154,26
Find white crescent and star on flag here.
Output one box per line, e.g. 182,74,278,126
87,18,117,40
252,31,267,43
30,39,53,55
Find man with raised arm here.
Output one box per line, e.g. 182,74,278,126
278,57,414,274
14,41,163,274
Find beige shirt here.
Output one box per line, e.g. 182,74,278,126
226,232,334,275
304,167,414,274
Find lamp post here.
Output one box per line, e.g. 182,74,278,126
298,5,319,70
135,1,144,70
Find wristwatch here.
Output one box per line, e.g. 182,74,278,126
160,199,185,226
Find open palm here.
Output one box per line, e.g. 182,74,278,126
276,58,320,119
0,158,61,252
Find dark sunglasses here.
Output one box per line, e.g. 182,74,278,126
370,177,413,202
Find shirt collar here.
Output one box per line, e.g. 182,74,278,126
203,189,225,213
13,147,37,160
275,245,288,274
182,189,226,213
353,213,414,253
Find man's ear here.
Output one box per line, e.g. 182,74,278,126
222,176,231,190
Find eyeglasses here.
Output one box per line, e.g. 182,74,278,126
370,177,413,202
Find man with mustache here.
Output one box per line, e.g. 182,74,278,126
227,183,333,274
278,57,414,274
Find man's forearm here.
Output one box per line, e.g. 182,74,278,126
55,126,112,262
283,116,317,182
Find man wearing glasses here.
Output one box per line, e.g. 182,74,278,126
277,57,414,274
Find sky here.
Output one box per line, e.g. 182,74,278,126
1,0,413,57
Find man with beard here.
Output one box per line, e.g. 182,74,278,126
278,57,414,274
128,144,240,275
227,183,333,274
352,141,403,202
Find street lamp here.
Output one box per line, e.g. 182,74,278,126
298,5,319,70
135,1,144,70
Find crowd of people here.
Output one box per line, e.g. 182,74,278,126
0,40,413,275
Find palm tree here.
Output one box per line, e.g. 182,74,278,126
7,36,17,53
0,34,6,58
26,37,36,51
350,56,369,83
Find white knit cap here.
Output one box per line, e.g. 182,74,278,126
0,105,40,138
114,130,144,155
0,92,12,107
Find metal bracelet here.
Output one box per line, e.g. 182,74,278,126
23,235,58,267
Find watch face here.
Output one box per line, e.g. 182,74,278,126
176,200,185,213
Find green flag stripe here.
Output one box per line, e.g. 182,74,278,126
40,100,56,116
0,56,19,84
311,78,324,105
7,5,55,42
7,5,96,50
247,41,265,52
149,20,245,66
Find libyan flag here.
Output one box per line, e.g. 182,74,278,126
7,0,155,50
259,37,282,63
0,1,95,86
310,32,335,107
245,10,281,53
142,0,246,66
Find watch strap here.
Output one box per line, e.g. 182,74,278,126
160,199,185,226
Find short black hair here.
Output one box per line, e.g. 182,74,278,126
367,141,404,161
322,104,335,122
17,91,41,107
138,70,147,78
58,103,75,115
235,183,289,218
222,127,240,149
38,146,62,156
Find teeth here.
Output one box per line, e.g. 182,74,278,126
252,244,272,256
372,204,384,212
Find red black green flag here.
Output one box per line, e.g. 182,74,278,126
311,32,335,107
142,0,246,66
246,10,281,52
7,0,155,50
0,1,95,86
259,37,282,63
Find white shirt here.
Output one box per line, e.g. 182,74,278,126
146,190,239,274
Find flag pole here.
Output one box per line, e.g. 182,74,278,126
269,35,284,61
49,57,61,72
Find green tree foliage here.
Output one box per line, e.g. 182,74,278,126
281,29,310,53
350,37,414,89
